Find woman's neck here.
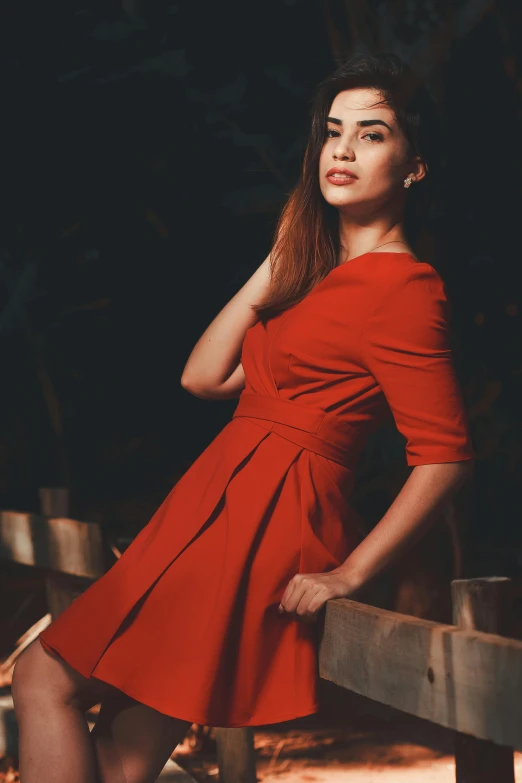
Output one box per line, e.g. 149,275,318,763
337,213,408,264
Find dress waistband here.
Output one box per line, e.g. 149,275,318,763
232,392,363,469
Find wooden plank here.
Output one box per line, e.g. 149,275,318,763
37,488,103,619
0,510,104,579
214,727,256,783
452,577,515,783
38,487,70,518
156,759,199,781
318,597,522,750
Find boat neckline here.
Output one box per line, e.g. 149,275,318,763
334,250,418,268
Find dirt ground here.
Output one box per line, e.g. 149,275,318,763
171,681,522,782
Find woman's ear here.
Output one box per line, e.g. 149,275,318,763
409,156,428,184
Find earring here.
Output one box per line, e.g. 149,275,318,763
404,176,413,188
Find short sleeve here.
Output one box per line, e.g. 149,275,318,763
359,263,475,466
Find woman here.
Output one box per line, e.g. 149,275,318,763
12,52,474,782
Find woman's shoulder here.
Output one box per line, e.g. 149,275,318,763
361,250,444,291
360,252,449,321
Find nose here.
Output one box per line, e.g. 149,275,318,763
332,136,355,161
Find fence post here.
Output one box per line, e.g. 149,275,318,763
39,487,94,619
214,727,256,783
451,577,515,783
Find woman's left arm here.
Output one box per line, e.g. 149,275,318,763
278,460,473,619
279,262,476,620
334,459,474,592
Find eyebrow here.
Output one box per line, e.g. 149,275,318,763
326,116,393,132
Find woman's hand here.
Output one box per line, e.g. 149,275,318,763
277,568,362,624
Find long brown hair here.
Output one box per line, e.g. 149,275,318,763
252,52,441,321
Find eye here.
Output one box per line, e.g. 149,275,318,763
363,132,384,142
326,128,340,138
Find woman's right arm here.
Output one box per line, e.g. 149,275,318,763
180,254,272,400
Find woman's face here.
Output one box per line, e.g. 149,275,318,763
318,87,423,213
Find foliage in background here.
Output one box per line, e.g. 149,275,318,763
0,0,520,572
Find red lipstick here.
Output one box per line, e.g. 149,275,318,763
326,167,358,185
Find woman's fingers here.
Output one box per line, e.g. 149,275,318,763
279,573,309,613
299,586,327,622
278,576,298,613
279,569,361,623
279,574,328,621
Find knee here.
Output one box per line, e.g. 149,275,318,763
12,644,37,711
12,638,54,713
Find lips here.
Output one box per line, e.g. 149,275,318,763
326,167,358,178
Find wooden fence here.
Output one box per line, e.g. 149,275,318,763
1,490,521,782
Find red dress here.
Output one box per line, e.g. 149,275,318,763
39,252,475,727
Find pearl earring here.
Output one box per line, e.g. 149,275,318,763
404,176,413,188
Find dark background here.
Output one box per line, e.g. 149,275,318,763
1,0,521,580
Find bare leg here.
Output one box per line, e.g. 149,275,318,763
91,691,193,783
12,638,117,783
13,638,194,783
